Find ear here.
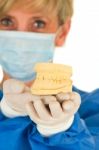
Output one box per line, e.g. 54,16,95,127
55,18,71,47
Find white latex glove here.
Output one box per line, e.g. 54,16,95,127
0,79,40,118
26,92,81,136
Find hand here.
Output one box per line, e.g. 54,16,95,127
26,92,81,136
1,79,41,117
26,92,81,125
56,92,81,116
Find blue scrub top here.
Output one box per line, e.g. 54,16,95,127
0,86,99,150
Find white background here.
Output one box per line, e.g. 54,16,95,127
54,0,99,92
0,0,99,91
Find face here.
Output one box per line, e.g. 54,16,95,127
0,6,71,86
0,9,59,32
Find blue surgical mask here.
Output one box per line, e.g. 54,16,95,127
0,31,55,82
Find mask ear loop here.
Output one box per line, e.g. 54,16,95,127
0,65,3,84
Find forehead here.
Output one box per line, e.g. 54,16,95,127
8,0,58,14
0,0,59,22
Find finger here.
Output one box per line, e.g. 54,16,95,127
26,102,42,124
5,92,38,112
3,79,25,94
26,102,58,126
33,100,52,121
56,92,71,102
62,100,75,113
30,95,41,103
70,92,81,111
24,86,30,92
40,95,57,105
49,101,64,118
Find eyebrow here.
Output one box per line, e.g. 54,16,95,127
2,12,52,23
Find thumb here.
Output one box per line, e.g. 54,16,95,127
62,100,75,112
3,79,25,94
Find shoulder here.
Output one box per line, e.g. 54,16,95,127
73,86,99,99
73,85,99,96
74,86,99,121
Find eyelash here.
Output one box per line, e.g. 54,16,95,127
0,17,13,26
0,17,47,31
32,20,46,29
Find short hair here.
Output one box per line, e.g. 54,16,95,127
0,0,73,25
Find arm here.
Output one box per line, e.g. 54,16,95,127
0,79,34,118
0,90,8,120
26,90,96,150
32,113,95,150
0,82,96,149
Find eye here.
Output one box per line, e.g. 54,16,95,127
0,17,14,27
33,20,46,29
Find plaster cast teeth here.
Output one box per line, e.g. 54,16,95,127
31,63,73,95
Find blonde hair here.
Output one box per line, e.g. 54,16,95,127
0,0,73,25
